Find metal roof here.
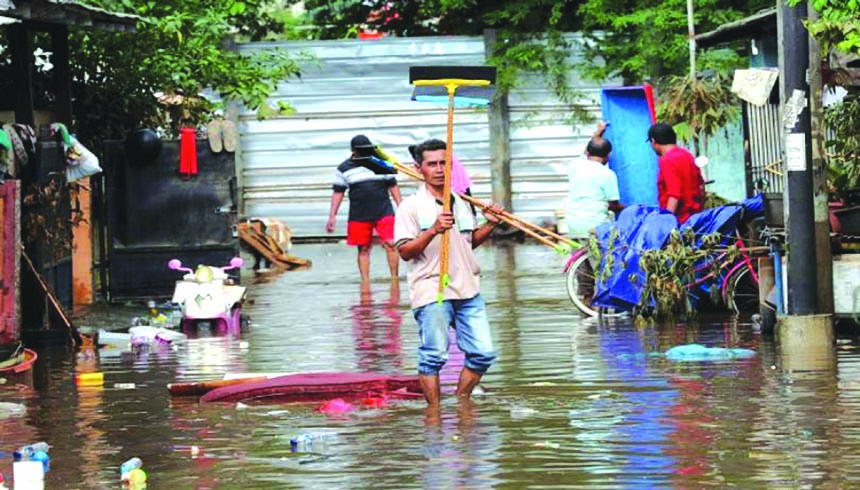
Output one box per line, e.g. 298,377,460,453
0,0,139,32
695,8,776,48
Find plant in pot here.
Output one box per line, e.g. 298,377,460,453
823,89,860,235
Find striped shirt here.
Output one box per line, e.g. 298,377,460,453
333,158,398,222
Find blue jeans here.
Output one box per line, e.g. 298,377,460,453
412,294,497,375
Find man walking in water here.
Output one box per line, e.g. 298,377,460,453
326,134,402,289
394,138,502,408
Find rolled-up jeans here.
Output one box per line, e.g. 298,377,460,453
412,294,497,375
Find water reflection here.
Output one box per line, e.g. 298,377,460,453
9,243,860,488
422,401,502,489
351,281,404,373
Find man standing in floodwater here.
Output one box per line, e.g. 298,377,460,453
326,134,402,290
394,138,502,408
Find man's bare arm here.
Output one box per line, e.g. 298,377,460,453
398,211,453,261
326,192,345,233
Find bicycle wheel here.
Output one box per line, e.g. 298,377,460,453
565,253,624,318
723,262,760,314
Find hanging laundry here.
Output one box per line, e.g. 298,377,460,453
3,123,24,177
13,123,36,163
179,126,198,179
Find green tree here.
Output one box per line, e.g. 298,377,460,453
795,0,860,202
68,0,301,146
291,0,770,114
578,0,772,85
799,0,860,55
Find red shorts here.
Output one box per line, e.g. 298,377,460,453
347,215,395,246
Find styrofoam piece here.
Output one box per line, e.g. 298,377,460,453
128,326,188,343
96,330,131,347
13,461,44,487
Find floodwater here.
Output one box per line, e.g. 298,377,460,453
2,242,860,489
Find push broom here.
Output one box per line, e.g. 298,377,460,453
410,66,497,303
409,66,580,302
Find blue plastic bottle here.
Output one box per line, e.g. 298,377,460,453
120,457,143,476
289,434,313,452
31,450,50,472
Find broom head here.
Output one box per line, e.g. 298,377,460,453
409,66,496,107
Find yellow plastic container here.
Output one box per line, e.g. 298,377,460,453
76,372,104,386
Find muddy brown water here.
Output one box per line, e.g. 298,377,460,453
2,242,860,489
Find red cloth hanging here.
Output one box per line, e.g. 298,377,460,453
179,126,198,178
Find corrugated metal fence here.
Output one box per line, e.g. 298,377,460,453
745,101,785,195
237,35,602,238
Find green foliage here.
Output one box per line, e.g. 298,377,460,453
22,177,87,260
792,1,860,204
294,0,594,124
704,192,731,209
792,0,860,55
288,0,769,127
823,90,860,203
67,0,302,146
657,72,740,151
637,229,736,320
589,227,738,321
577,0,771,84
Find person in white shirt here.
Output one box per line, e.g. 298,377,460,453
565,123,624,237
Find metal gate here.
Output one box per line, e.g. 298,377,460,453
744,101,785,195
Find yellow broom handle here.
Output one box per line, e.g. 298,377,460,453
438,85,456,301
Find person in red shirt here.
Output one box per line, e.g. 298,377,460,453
648,123,704,223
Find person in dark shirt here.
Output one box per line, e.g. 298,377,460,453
326,135,402,289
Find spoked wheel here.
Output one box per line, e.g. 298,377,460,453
565,253,625,318
723,262,760,314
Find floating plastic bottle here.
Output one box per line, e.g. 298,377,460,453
31,450,50,472
289,433,316,452
13,442,50,462
289,432,335,453
120,457,143,477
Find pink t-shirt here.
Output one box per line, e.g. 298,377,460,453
450,156,473,195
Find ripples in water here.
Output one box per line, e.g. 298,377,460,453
1,243,860,488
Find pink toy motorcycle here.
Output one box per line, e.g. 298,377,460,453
168,257,246,332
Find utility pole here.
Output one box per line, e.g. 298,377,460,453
687,0,696,79
779,1,817,314
483,29,513,212
776,1,833,371
807,3,834,314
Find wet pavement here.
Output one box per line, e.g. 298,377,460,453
3,241,860,488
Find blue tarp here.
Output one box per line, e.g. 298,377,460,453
591,194,765,312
